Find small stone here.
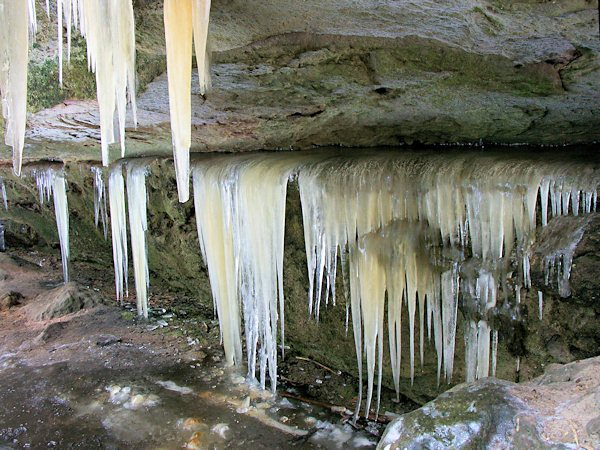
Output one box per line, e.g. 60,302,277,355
0,291,23,311
185,437,202,449
585,416,600,436
183,418,203,430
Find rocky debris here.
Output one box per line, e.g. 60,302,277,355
34,321,68,343
379,357,600,449
24,282,111,321
0,291,23,311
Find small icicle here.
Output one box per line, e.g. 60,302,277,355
538,290,543,320
0,221,6,252
1,178,8,210
491,329,498,377
108,164,129,304
92,167,108,240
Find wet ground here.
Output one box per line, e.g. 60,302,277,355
0,249,390,449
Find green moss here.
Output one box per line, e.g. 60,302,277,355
136,51,166,95
27,36,96,112
121,311,135,321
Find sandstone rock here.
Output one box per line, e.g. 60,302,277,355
25,282,111,321
0,291,23,311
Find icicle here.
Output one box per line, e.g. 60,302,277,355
56,1,137,165
33,167,70,283
0,0,29,176
53,172,70,283
192,0,212,95
1,178,7,210
0,221,5,252
126,162,150,318
491,329,498,377
92,167,108,240
538,291,543,320
164,0,193,203
108,164,129,304
192,154,296,390
192,162,242,367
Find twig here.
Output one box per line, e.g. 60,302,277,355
295,356,338,375
569,420,579,449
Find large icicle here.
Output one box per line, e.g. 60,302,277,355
193,161,243,367
0,1,30,176
108,164,129,304
126,161,150,318
33,167,70,283
56,0,137,165
192,154,295,390
164,0,193,203
164,0,212,202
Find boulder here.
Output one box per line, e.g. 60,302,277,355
379,357,600,449
25,282,111,321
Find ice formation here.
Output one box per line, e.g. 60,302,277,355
1,178,7,210
126,161,150,318
0,0,31,176
164,0,212,203
55,0,137,165
92,167,108,240
108,164,129,304
33,167,70,283
294,151,600,417
192,154,296,389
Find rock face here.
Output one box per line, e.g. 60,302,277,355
0,0,599,163
379,357,600,449
25,282,111,321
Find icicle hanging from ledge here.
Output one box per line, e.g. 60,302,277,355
295,151,600,418
0,0,32,177
32,167,70,284
192,154,295,390
108,164,129,305
164,0,212,203
92,167,108,240
56,0,138,166
126,161,150,319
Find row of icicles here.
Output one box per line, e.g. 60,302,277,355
11,151,600,421
0,0,210,202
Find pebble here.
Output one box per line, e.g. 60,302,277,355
185,437,202,449
211,423,230,439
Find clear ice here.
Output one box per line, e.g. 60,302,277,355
33,167,70,283
108,164,129,304
126,161,150,319
92,167,108,240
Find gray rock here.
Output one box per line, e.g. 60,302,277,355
378,378,560,449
